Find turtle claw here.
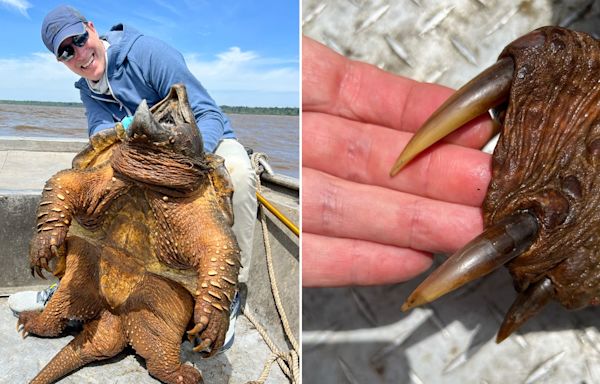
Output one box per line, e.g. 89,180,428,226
50,245,59,259
17,317,31,339
187,316,212,347
403,212,539,310
40,257,51,273
496,278,554,343
35,266,46,279
192,338,213,353
186,321,206,337
189,304,228,355
390,57,514,175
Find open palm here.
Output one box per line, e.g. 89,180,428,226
302,36,494,286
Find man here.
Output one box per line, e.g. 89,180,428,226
9,5,257,349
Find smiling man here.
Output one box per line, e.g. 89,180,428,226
8,4,257,351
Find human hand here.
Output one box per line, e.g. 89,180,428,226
121,115,134,131
302,36,495,287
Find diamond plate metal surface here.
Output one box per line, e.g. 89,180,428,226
302,0,600,383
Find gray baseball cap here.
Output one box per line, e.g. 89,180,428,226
41,5,87,57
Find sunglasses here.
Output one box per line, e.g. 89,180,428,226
57,30,89,62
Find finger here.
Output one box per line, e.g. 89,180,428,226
302,36,495,148
302,233,433,287
302,168,484,254
302,112,492,207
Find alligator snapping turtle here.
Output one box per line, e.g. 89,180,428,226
391,27,600,341
16,84,240,383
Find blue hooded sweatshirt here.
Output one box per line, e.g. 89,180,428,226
74,24,235,153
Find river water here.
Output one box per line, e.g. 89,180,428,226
0,103,299,178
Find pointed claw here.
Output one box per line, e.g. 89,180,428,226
192,338,212,353
50,245,59,259
35,266,46,280
496,277,553,343
39,257,50,273
187,333,196,343
402,211,539,311
187,323,202,336
390,57,514,176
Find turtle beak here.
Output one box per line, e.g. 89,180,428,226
390,57,514,176
128,99,166,141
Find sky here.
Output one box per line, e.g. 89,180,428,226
0,0,299,107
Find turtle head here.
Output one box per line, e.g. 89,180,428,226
111,84,209,194
124,84,204,160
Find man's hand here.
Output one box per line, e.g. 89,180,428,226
121,115,134,131
302,36,494,287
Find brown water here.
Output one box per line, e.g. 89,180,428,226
0,103,299,178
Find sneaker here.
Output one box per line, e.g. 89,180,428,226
221,291,241,352
8,283,58,317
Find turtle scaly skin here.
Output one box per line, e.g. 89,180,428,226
18,84,240,384
394,27,600,341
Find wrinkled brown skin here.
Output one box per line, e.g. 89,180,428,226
18,84,240,384
486,27,600,309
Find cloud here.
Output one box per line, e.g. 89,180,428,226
0,47,299,107
0,0,32,17
216,47,258,63
184,47,299,106
0,53,81,102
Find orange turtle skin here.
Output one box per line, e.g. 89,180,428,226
18,85,240,384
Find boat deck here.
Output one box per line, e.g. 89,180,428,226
0,137,87,192
0,297,286,383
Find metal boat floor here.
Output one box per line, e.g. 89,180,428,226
0,297,287,383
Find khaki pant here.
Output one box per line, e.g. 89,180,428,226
214,138,257,283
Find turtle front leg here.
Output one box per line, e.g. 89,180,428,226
146,191,241,355
188,242,241,356
30,166,130,277
30,169,78,278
